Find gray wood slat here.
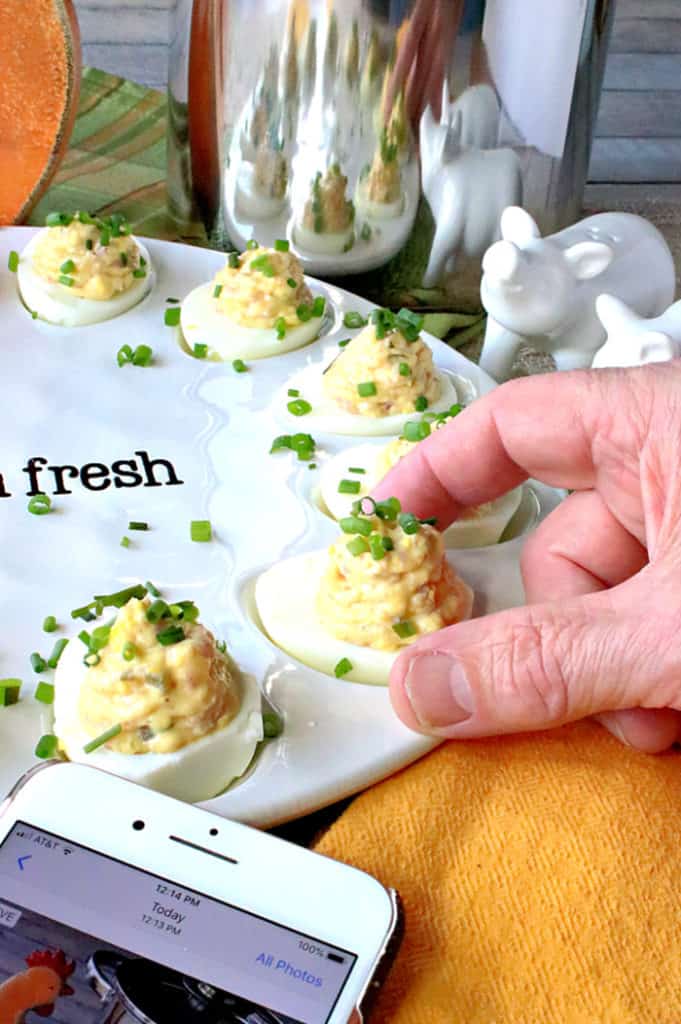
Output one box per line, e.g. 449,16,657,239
588,138,681,182
595,91,681,138
77,8,169,45
616,0,681,20
603,53,681,90
611,18,681,53
584,182,681,204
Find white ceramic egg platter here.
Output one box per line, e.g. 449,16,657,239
0,228,563,827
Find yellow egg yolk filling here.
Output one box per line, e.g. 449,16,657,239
77,599,240,755
364,149,401,204
32,221,143,300
302,167,354,234
212,247,313,329
323,324,440,417
316,517,470,651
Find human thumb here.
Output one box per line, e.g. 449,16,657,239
389,589,665,738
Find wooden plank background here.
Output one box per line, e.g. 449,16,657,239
72,0,681,186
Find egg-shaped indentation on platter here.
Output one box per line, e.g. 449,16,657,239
17,226,154,327
53,595,264,803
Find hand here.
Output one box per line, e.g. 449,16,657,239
374,364,681,753
384,0,463,127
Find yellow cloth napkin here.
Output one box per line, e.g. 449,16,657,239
313,722,681,1023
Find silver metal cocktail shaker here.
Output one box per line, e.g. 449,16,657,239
168,0,615,312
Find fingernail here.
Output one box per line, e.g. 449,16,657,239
403,653,474,729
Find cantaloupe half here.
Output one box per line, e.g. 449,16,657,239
0,0,81,224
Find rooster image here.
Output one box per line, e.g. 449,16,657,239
0,949,75,1022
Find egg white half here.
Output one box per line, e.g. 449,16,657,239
53,633,263,803
236,162,287,220
180,283,324,360
319,443,524,546
355,180,404,221
278,361,464,436
255,549,473,686
294,221,355,255
17,234,154,327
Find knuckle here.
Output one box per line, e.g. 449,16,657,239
492,613,572,726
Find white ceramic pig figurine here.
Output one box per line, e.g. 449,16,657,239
592,295,681,368
479,206,676,381
420,102,523,288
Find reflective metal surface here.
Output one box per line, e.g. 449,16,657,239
168,0,615,311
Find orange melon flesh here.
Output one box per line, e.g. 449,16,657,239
0,0,81,225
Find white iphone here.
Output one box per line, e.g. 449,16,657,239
0,762,400,1023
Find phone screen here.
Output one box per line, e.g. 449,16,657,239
0,821,357,1023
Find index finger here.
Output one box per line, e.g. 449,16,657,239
372,370,616,527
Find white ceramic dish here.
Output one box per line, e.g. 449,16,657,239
0,227,563,828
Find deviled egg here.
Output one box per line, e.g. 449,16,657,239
17,211,153,326
54,593,263,802
180,241,325,360
355,135,404,220
279,309,465,436
293,166,355,255
255,497,473,685
236,146,288,220
320,417,523,547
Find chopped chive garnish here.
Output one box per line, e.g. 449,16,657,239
35,734,59,759
274,316,287,339
339,516,372,536
263,711,283,738
246,239,259,250
166,296,180,303
287,399,312,416
348,466,366,475
46,211,71,227
213,283,223,298
393,620,417,639
120,536,131,548
47,638,68,668
346,536,369,556
414,396,428,412
30,310,38,319
421,516,438,526
78,629,91,647
145,581,161,597
30,653,47,674
157,624,185,646
193,343,208,359
382,535,394,552
99,229,111,247
290,433,315,460
122,641,136,661
139,255,147,268
338,338,350,347
146,599,169,623
232,359,248,372
128,521,148,531
403,420,431,442
131,268,147,279
70,585,147,622
42,615,57,633
35,682,55,705
0,680,21,706
84,651,101,666
374,497,401,520
83,724,122,754
190,519,212,542
228,252,240,268
120,252,128,267
338,479,361,495
369,533,388,560
287,277,297,288
117,344,133,366
8,250,19,272
399,362,411,376
58,275,74,287
360,222,372,241
308,462,317,469
131,344,153,366
398,512,421,534
357,381,377,397
216,639,227,654
343,311,367,329
312,296,325,318
274,238,290,252
85,238,94,251
334,657,353,678
288,388,299,397
164,307,181,327
296,303,312,322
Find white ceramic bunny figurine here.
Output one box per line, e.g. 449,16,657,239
419,100,522,288
592,295,681,368
479,206,676,381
